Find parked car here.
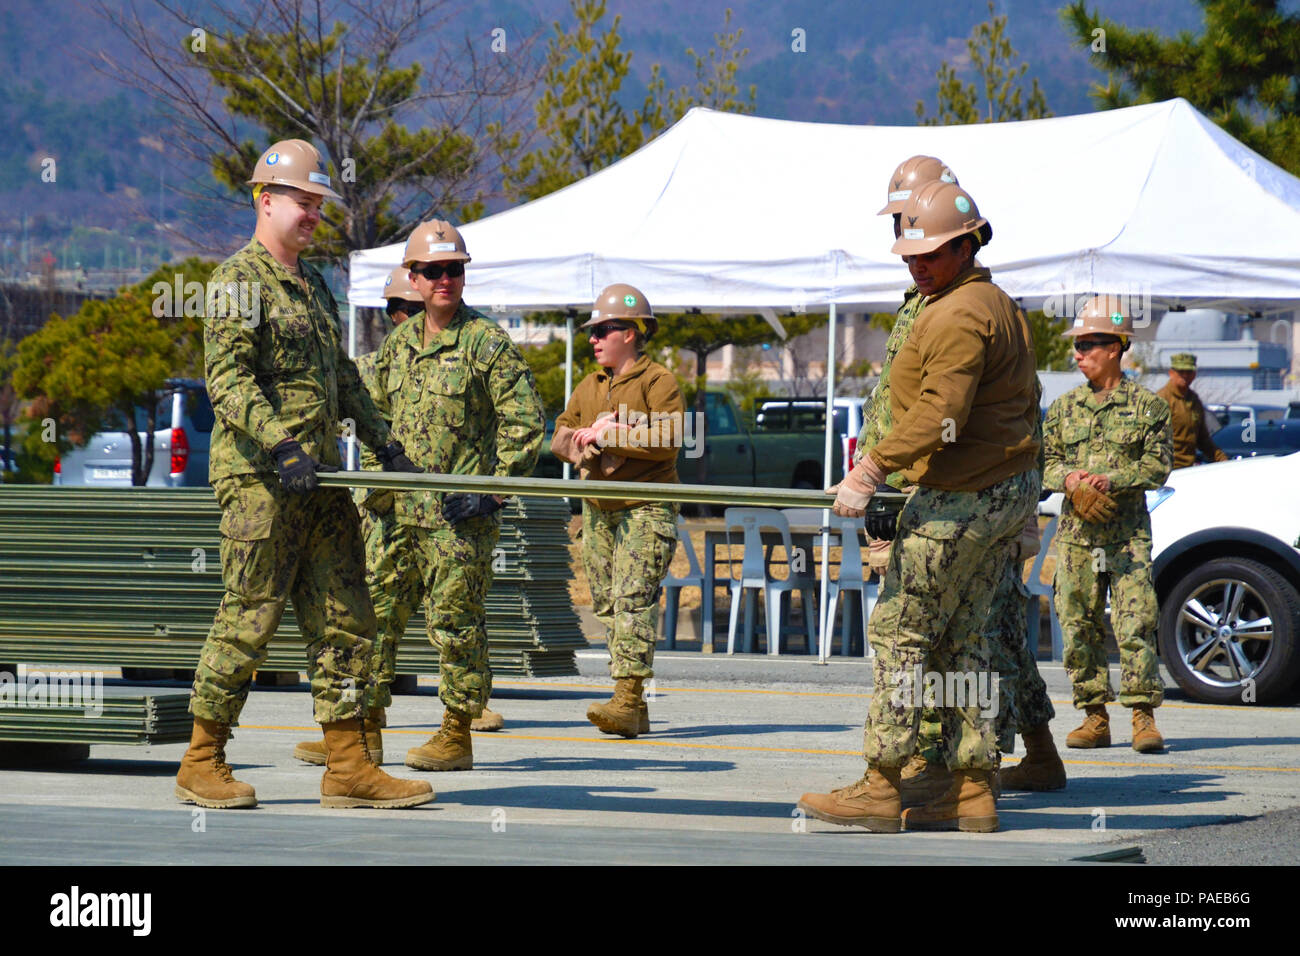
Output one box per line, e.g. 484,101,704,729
1205,403,1300,459
753,396,867,479
1149,451,1300,703
55,379,213,487
534,389,845,490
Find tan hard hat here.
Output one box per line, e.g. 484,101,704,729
1062,295,1134,339
402,220,471,267
583,283,658,338
383,266,423,305
878,155,958,215
247,139,341,200
890,181,989,255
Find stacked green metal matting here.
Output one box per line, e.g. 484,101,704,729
0,685,193,745
0,487,586,679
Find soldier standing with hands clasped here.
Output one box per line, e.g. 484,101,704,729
1044,296,1172,753
176,139,433,810
552,284,683,737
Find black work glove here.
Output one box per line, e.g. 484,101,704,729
272,438,327,494
442,492,503,524
864,510,898,541
376,440,422,473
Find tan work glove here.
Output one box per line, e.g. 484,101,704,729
827,456,886,518
866,536,891,578
1068,482,1118,523
578,442,604,479
1018,511,1041,560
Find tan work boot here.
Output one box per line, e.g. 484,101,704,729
902,769,998,833
587,677,648,738
1131,704,1165,753
471,707,505,732
319,719,433,809
405,708,473,771
900,753,954,809
1066,704,1111,749
1000,723,1067,791
797,766,902,833
175,717,257,809
293,707,385,765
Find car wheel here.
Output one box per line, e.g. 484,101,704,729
1158,557,1300,704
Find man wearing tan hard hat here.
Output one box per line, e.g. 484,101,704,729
1044,295,1172,755
178,139,434,812
552,283,681,738
360,219,543,773
1156,352,1229,468
291,265,425,766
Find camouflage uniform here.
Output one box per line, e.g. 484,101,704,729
582,502,678,679
352,349,413,702
191,238,389,725
365,302,543,717
866,470,1037,771
855,286,924,492
1043,378,1172,710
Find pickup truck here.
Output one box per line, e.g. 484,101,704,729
1206,403,1300,459
534,389,843,491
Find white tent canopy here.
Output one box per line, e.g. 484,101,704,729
349,97,1300,314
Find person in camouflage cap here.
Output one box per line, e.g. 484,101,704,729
1156,352,1229,469
176,139,433,811
1044,295,1172,755
370,220,544,774
552,283,684,738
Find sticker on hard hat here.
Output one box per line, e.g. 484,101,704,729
592,310,601,318
902,228,925,239
308,171,331,186
1110,313,1124,324
888,190,911,202
428,242,457,252
941,172,955,183
954,196,971,214
1073,318,1085,327
623,295,637,307
266,152,280,165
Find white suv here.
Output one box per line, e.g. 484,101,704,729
1149,452,1300,703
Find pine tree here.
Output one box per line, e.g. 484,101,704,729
1062,0,1300,175
916,2,1051,125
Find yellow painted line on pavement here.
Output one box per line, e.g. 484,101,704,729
242,724,1300,770
241,724,859,756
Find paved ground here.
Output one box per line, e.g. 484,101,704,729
1,649,1297,865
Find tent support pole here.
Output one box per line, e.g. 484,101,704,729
562,311,575,481
817,303,838,664
347,301,358,470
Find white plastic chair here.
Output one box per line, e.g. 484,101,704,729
821,513,876,657
661,516,703,649
1025,516,1064,661
722,508,818,655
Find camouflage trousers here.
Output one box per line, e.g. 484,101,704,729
362,513,499,717
911,535,1056,761
1055,538,1163,709
191,475,375,725
582,501,678,679
986,545,1056,751
865,470,1037,771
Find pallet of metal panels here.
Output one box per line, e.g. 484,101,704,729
0,488,586,678
0,686,192,745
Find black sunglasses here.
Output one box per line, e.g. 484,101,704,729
1073,337,1120,353
588,323,630,339
411,261,465,280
